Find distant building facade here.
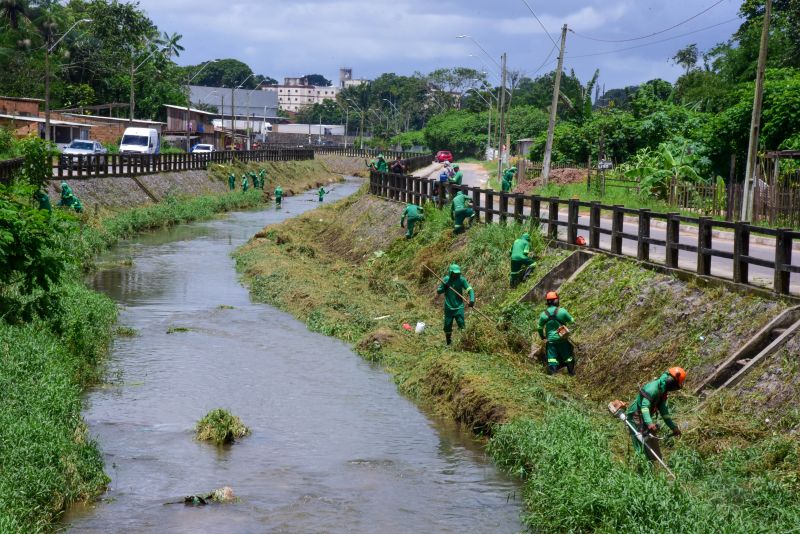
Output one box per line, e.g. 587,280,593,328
262,77,339,113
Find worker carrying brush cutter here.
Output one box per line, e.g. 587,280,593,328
436,263,475,346
509,232,536,288
400,203,424,239
626,367,686,462
537,291,576,375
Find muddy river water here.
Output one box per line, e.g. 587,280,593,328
63,179,522,533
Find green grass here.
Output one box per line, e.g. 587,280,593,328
234,188,800,533
195,409,250,445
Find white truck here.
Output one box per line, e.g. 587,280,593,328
119,127,160,155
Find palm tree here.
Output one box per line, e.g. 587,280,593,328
0,0,29,30
158,30,183,58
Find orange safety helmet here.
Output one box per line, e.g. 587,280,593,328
545,291,559,301
668,367,687,388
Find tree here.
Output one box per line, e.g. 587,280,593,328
302,73,331,87
672,44,699,75
186,58,254,88
158,30,184,58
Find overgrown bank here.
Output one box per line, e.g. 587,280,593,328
0,161,341,532
234,188,800,532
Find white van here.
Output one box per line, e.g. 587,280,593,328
119,127,160,155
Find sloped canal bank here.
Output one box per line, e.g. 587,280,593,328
63,178,521,533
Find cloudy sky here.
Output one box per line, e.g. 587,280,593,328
138,0,744,90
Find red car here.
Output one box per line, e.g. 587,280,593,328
435,150,453,163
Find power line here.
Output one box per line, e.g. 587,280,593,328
570,0,726,43
531,43,558,76
519,0,559,48
565,17,739,59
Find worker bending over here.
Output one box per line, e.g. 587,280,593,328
401,203,424,239
509,232,535,287
626,367,685,462
450,190,475,234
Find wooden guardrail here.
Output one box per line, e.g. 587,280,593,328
369,171,800,296
0,157,24,185
55,147,314,179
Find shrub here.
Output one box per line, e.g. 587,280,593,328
195,409,250,445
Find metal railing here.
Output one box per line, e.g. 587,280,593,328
369,171,800,296
55,148,314,179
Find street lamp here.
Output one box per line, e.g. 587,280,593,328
244,81,265,150
382,98,402,134
457,35,501,69
467,88,494,157
44,18,92,142
347,98,366,150
185,59,218,151
229,73,255,149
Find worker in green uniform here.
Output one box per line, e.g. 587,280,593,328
400,203,424,239
34,189,51,212
449,164,464,186
450,190,475,234
369,154,389,173
537,291,576,375
241,174,249,192
58,181,75,209
436,264,475,345
72,195,84,213
275,185,283,208
318,186,327,202
258,169,266,189
625,367,685,462
509,232,536,287
501,167,517,193
248,171,257,189
228,173,236,191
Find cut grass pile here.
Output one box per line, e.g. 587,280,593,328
195,409,251,445
234,186,800,532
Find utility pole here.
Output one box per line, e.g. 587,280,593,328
129,60,135,122
542,24,568,186
497,52,507,181
231,86,235,149
220,94,224,150
44,43,51,141
741,0,771,221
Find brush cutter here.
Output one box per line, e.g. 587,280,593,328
607,400,676,480
423,264,494,322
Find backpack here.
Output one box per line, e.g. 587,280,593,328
439,171,448,183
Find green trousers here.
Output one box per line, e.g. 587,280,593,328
443,307,466,333
453,208,475,233
510,258,535,286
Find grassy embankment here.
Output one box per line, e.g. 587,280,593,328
0,159,340,532
234,186,800,532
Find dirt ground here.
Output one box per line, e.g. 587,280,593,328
514,167,587,194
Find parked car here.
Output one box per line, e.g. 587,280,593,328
61,140,108,168
119,127,160,155
191,144,215,153
435,150,453,163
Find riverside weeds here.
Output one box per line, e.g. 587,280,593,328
195,409,250,445
235,187,800,532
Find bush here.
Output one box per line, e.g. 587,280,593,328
195,409,250,445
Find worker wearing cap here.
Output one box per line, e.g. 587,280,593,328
509,232,535,287
450,190,475,234
436,264,475,345
449,164,464,186
537,291,576,375
249,170,258,189
228,173,236,191
274,185,283,208
258,169,267,189
370,154,389,173
401,203,424,239
34,189,51,212
502,167,517,193
241,174,249,192
626,368,685,461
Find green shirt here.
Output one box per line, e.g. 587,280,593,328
401,204,422,224
510,237,531,261
451,192,471,212
437,275,475,311
449,170,463,185
372,159,389,173
275,187,283,198
537,305,574,342
627,373,677,429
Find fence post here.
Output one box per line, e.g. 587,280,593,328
665,212,680,268
499,192,509,224
697,216,713,276
485,190,494,223
637,209,651,262
548,197,559,241
567,199,579,244
514,194,524,224
589,202,600,249
471,187,481,223
774,228,792,294
611,205,624,255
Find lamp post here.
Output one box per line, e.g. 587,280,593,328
244,82,264,150
231,73,255,149
185,59,218,152
382,98,402,134
347,98,365,150
45,18,91,142
467,88,494,158
129,42,166,122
